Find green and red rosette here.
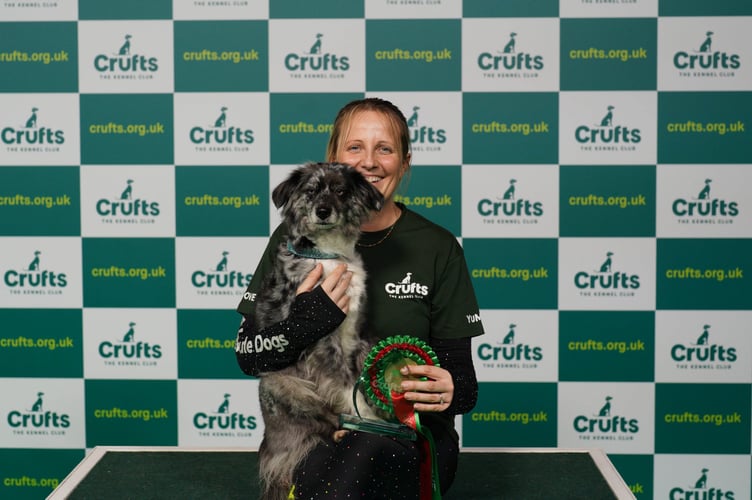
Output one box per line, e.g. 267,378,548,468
359,335,442,500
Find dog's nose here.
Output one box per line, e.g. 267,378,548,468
315,206,331,220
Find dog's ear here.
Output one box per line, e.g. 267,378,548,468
272,166,308,209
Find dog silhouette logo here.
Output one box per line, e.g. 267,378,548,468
699,31,713,53
697,178,712,200
502,32,517,54
217,393,231,413
309,33,323,55
502,324,516,344
501,179,517,201
214,106,228,128
597,396,612,417
30,392,44,412
696,324,710,345
123,322,136,342
400,272,412,284
120,179,134,200
600,105,614,127
694,468,709,489
27,250,41,271
216,251,229,272
118,34,132,56
25,107,39,129
599,252,614,273
407,106,420,127
669,466,739,498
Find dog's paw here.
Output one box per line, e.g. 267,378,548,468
333,429,350,443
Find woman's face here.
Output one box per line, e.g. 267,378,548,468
336,110,408,202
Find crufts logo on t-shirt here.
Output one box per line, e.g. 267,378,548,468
384,272,429,299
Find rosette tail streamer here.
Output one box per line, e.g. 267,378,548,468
355,335,443,500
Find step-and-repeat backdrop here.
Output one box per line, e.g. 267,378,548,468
1,1,750,498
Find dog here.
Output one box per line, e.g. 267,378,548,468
598,396,612,417
254,162,385,500
699,31,713,53
503,32,516,54
599,251,613,273
118,34,131,56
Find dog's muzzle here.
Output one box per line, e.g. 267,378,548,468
314,205,338,225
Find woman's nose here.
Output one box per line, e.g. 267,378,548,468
362,151,376,168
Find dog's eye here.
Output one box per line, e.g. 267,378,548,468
335,188,345,197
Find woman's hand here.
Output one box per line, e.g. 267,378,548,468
399,364,454,412
296,263,352,313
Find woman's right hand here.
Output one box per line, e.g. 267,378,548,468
296,263,352,314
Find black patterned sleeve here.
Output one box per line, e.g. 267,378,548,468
431,336,479,415
235,286,346,376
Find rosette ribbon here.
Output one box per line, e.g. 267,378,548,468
355,335,442,500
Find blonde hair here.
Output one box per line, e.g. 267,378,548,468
326,98,411,167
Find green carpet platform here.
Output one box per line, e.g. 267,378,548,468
48,446,634,499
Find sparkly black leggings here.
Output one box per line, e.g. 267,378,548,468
292,425,459,499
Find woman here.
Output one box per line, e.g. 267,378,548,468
236,97,484,498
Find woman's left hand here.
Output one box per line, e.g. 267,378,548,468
399,364,454,412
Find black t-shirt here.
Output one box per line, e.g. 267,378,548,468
237,205,484,343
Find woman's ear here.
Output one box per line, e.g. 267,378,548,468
402,153,411,174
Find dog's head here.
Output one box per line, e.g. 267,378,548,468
272,162,385,240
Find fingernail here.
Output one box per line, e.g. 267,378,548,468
400,366,408,374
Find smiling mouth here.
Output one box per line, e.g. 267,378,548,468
364,175,382,183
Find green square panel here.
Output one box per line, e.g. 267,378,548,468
174,21,268,92
655,383,750,454
559,311,655,382
463,238,558,310
80,94,174,165
0,22,78,92
463,0,558,17
78,0,172,19
463,382,558,447
0,167,80,236
656,238,752,310
0,449,85,500
366,19,461,91
463,92,558,164
270,0,363,18
659,0,752,16
608,454,653,500
85,379,178,447
175,166,269,237
0,309,82,378
658,91,752,164
561,18,657,90
560,165,656,237
82,237,176,308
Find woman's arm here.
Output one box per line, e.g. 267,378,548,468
398,337,479,415
235,263,354,376
235,286,346,376
432,337,478,415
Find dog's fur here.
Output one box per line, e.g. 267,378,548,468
255,162,385,500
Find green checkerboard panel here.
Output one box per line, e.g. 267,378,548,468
0,2,750,499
